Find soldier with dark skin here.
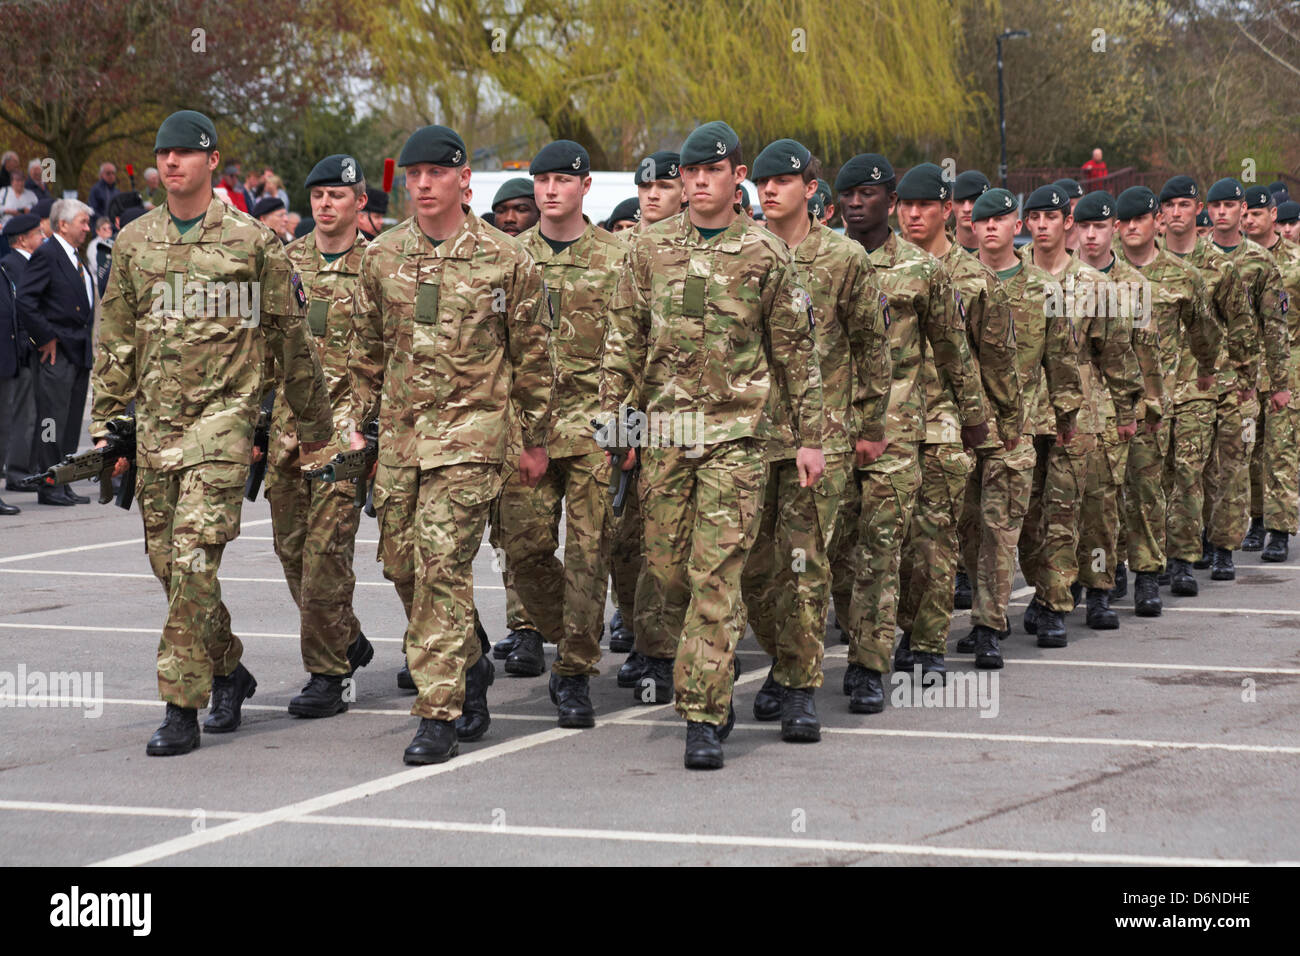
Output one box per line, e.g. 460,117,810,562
92,111,334,755
489,178,539,238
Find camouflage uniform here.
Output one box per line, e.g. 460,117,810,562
263,230,369,676
899,242,1019,653
1121,247,1221,571
350,209,553,722
601,210,823,725
741,222,890,688
92,198,334,707
1019,256,1141,611
831,232,988,673
958,259,1082,632
495,220,626,676
1251,237,1300,534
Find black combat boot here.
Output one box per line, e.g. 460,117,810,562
492,628,527,660
397,657,415,691
1134,571,1162,616
404,719,458,764
972,625,1004,669
1262,531,1290,563
953,571,972,610
1157,564,1172,587
617,650,646,688
1241,516,1265,551
549,672,596,728
288,673,348,718
346,632,374,675
1169,557,1198,596
956,629,977,653
633,655,674,704
913,651,947,679
146,704,200,756
1110,562,1128,601
455,653,495,741
1023,597,1043,635
848,669,884,714
1210,547,1235,581
753,663,783,721
1193,529,1213,569
1069,581,1083,610
1036,608,1068,648
1085,588,1118,630
609,610,635,653
504,628,546,677
893,632,915,672
204,663,257,733
474,614,490,658
684,721,724,770
780,687,820,743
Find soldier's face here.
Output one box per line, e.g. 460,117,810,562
681,160,743,217
156,148,219,197
1026,210,1070,252
897,199,951,245
1281,220,1300,242
1119,213,1157,250
757,174,815,224
609,218,637,233
534,172,589,222
1207,199,1244,234
975,213,1019,254
1077,219,1116,262
1161,197,1199,237
637,178,685,224
311,185,361,237
954,197,977,233
1242,206,1276,240
405,163,470,222
837,185,894,233
492,198,539,236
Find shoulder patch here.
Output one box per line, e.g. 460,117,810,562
290,272,307,310
1281,290,1290,314
954,287,966,324
880,292,891,329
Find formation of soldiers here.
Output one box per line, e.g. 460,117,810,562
91,110,1300,770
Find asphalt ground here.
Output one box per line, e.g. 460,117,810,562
1,473,1298,870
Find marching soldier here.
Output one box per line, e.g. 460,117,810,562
951,170,991,254
92,110,334,755
489,178,539,237
1277,201,1300,243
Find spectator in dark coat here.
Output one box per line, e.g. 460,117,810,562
88,162,121,219
0,212,43,511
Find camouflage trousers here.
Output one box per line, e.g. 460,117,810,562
1124,424,1171,573
609,481,642,623
498,450,612,677
1076,422,1128,591
1162,399,1216,562
374,461,500,720
638,440,765,725
899,442,973,654
958,439,1036,632
266,461,361,676
1020,433,1092,612
137,462,246,709
1202,390,1254,549
488,469,542,638
1254,403,1300,534
741,453,850,688
844,443,921,673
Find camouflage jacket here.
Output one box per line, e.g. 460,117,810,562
995,259,1083,436
600,210,823,450
925,242,1020,447
763,221,890,460
1097,253,1164,425
92,197,333,471
1264,236,1300,399
1244,236,1297,395
349,208,554,469
1169,236,1258,401
265,230,369,468
866,232,987,447
1123,246,1222,417
520,219,628,459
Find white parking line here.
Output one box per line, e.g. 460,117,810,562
0,519,273,564
0,799,249,821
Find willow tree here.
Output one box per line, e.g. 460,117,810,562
367,0,980,169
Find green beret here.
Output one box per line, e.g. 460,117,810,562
1054,178,1084,199
1072,191,1116,223
1115,186,1158,221
1196,210,1211,228
608,197,640,225
492,177,535,209
1023,184,1071,214
815,178,831,204
251,196,284,219
834,153,894,192
751,139,812,181
809,177,832,218
365,186,388,216
1245,185,1274,209
530,140,590,176
680,121,741,167
896,163,950,201
635,151,680,185
1206,178,1245,203
398,125,467,168
1158,175,1198,203
154,110,217,153
971,188,1018,222
953,170,991,201
304,154,364,189
1277,200,1300,224
2,213,39,238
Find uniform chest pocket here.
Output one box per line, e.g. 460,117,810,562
682,275,707,317
307,299,329,336
552,288,605,360
415,282,439,325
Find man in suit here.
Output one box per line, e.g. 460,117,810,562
0,212,42,513
16,198,95,506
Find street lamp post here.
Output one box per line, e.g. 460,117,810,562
997,29,1030,189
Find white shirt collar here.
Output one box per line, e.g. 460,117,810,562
53,233,79,263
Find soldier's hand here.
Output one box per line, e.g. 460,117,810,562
519,446,549,487
604,447,637,470
349,430,377,479
1057,425,1076,446
1238,387,1256,404
1271,390,1292,412
1196,374,1216,391
961,421,989,451
96,439,129,478
796,447,825,488
1003,436,1020,451
855,438,887,466
1144,419,1162,435
251,445,265,464
1116,422,1138,441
